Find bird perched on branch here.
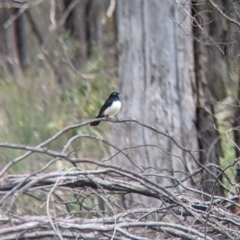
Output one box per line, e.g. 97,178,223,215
90,92,121,126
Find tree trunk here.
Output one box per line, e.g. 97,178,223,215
63,0,108,68
204,0,229,101
192,0,225,197
13,9,28,70
0,8,21,77
111,0,199,206
234,76,240,193
0,8,9,76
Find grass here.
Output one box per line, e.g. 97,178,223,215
0,48,117,173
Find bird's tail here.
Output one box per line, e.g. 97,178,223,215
90,120,101,126
90,116,102,126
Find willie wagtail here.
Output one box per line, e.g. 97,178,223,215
90,92,121,126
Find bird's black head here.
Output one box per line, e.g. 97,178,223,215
109,92,120,99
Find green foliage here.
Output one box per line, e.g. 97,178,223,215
219,127,237,194
0,46,117,173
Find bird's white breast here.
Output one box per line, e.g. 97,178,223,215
104,100,121,117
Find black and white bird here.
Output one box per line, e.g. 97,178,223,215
90,92,121,126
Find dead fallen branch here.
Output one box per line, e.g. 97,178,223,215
0,119,239,239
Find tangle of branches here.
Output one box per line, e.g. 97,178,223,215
0,119,239,240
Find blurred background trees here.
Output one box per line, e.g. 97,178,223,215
0,0,238,198
0,0,240,238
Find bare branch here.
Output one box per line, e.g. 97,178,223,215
207,0,240,28
0,119,239,239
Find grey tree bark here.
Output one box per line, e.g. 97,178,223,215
111,0,199,206
0,8,21,77
63,0,108,69
13,9,28,70
193,0,225,197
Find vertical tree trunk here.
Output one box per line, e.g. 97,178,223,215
63,0,89,68
234,76,240,192
0,9,9,76
112,0,199,206
13,9,28,69
204,0,228,101
63,0,108,68
224,0,240,196
0,8,21,77
88,0,107,47
192,0,225,197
